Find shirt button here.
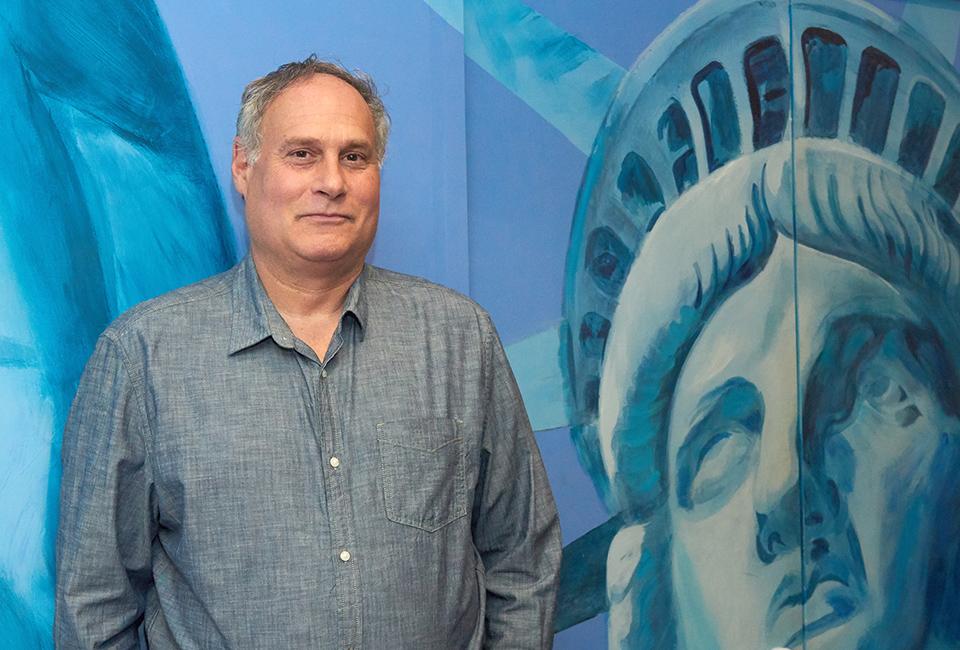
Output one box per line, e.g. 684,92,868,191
321,369,328,378
329,456,340,468
339,549,351,562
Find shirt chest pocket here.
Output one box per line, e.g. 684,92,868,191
377,417,468,532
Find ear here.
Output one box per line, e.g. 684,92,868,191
231,138,251,199
606,517,675,649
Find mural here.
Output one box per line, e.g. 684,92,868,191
3,0,960,647
0,2,233,645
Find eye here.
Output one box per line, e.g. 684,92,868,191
288,149,312,160
342,151,367,164
676,422,759,511
682,428,757,508
858,370,922,427
862,374,905,408
674,379,764,512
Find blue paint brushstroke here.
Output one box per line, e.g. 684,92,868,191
425,0,625,154
0,1,234,644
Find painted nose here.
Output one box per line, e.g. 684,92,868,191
753,397,802,564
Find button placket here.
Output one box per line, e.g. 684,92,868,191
316,355,361,649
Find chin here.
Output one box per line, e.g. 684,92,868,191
296,247,355,265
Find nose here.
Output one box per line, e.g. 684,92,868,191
312,156,346,199
754,416,846,565
753,398,802,564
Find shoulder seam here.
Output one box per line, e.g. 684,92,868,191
109,280,233,337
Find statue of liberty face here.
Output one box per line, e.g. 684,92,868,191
663,238,960,649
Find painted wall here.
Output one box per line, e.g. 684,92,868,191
472,0,960,648
2,0,959,648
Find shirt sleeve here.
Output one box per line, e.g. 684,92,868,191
56,333,157,649
472,314,562,649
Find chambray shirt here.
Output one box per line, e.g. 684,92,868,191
56,257,561,649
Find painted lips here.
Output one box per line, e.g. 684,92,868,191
767,563,862,648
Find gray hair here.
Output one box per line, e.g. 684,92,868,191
235,55,390,164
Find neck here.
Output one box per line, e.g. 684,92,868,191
251,250,363,320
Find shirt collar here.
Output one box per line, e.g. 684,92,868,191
228,255,368,355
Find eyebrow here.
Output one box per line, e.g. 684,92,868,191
688,376,760,428
680,377,764,456
278,136,373,151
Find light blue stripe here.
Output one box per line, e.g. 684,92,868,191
902,0,960,63
424,0,625,153
506,323,571,431
423,0,463,31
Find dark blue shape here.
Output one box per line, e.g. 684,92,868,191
617,152,665,230
658,100,699,193
579,312,611,358
583,376,601,414
935,125,960,206
744,37,789,149
555,514,623,631
851,47,901,154
803,28,848,138
898,82,945,176
585,226,633,295
692,61,742,171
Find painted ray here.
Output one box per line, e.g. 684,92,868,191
902,0,960,64
424,0,625,154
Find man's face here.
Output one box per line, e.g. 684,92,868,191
663,240,960,649
232,73,381,274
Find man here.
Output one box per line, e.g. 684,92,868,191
56,56,561,649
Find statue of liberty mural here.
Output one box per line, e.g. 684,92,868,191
558,0,960,647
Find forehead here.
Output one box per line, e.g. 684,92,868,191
669,241,921,421
259,73,375,140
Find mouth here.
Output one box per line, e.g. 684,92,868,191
783,581,859,647
768,564,862,648
297,212,350,222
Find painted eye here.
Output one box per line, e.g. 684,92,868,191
677,424,758,511
674,379,764,511
686,430,755,506
859,371,921,427
863,374,906,407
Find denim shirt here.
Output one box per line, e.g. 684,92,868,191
56,257,561,649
